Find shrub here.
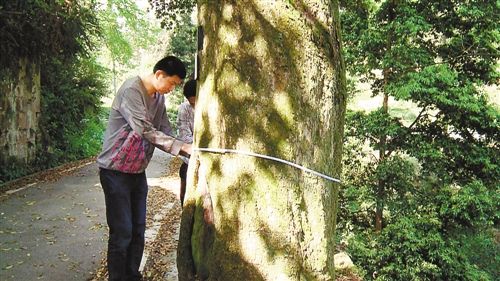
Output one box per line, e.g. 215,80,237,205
347,213,495,281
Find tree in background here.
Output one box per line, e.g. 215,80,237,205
162,12,197,128
96,0,159,93
166,12,197,76
339,0,499,279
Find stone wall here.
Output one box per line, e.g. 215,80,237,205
0,58,41,165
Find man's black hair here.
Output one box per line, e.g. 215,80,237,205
153,56,186,79
183,79,197,98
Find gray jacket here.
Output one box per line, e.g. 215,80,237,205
97,76,183,173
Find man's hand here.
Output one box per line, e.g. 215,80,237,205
180,143,192,157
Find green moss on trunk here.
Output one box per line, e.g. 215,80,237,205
178,1,346,280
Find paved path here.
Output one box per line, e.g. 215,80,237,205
0,151,176,281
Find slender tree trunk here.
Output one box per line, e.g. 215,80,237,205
375,90,388,232
178,1,346,280
375,91,389,232
375,0,396,233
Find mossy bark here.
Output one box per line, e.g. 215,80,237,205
178,1,346,280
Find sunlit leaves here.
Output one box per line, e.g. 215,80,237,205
166,13,196,75
341,0,499,189
97,0,158,65
148,0,196,29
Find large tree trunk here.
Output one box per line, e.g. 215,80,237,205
178,1,346,280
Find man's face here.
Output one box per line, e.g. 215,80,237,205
187,96,196,107
155,72,182,94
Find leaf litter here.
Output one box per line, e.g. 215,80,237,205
90,158,183,281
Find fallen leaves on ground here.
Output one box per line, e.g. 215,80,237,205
89,159,182,281
86,156,361,281
0,157,96,198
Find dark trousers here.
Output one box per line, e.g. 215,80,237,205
99,168,148,281
179,162,188,206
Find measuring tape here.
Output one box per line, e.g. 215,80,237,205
193,147,341,183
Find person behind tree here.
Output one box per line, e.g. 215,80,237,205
177,79,196,206
97,56,192,281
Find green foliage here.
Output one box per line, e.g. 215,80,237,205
341,127,499,279
346,109,407,152
0,0,108,183
66,115,107,159
455,229,500,279
339,0,499,278
415,0,499,84
0,157,30,184
436,181,499,229
38,56,107,166
97,0,158,66
148,0,196,29
0,112,106,183
166,103,180,132
162,11,197,132
348,214,495,281
373,156,418,214
167,13,197,76
0,0,99,75
1,0,173,184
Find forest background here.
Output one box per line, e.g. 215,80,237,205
0,0,498,280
